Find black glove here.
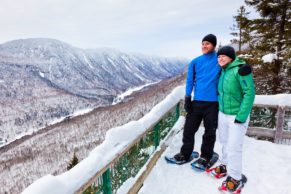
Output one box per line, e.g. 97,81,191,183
234,119,244,123
184,96,192,114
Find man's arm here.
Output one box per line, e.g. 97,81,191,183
185,60,195,97
184,60,195,114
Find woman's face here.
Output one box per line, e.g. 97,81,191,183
218,55,233,67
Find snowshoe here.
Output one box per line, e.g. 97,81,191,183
191,152,219,172
206,164,227,178
165,151,199,165
218,174,247,194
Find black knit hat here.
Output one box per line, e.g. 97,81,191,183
217,46,236,61
202,34,217,47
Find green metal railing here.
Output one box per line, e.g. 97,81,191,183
79,102,180,194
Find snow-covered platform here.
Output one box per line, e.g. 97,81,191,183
138,123,291,194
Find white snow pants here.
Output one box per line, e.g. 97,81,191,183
218,111,249,180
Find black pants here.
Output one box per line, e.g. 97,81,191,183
180,100,218,161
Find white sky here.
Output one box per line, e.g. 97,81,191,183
0,0,255,58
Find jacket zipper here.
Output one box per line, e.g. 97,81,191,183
221,69,225,112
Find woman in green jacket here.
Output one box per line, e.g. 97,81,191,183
211,46,255,193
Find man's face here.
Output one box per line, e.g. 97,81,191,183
218,55,233,67
202,41,215,54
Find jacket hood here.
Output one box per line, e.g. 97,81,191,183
225,57,246,70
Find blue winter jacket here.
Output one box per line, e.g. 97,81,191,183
186,51,220,101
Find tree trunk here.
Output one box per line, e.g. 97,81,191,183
277,0,288,57
275,0,288,92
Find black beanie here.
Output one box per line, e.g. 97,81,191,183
202,34,217,47
217,46,236,61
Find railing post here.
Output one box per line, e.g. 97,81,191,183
102,168,112,194
153,123,160,149
274,106,285,144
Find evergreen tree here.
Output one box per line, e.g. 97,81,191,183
67,152,79,170
230,6,252,52
244,0,291,93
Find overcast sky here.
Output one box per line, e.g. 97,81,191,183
0,0,254,58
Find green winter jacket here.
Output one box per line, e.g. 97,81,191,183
218,57,255,123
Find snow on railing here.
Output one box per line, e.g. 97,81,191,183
22,86,185,194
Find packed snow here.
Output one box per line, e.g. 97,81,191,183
138,120,291,194
255,94,291,106
22,85,291,194
262,53,277,63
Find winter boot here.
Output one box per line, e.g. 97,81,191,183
174,153,189,162
191,157,211,171
196,157,209,168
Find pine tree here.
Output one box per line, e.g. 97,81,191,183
244,0,291,93
230,6,252,52
67,152,79,170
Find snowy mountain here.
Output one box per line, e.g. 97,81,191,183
0,38,186,100
0,38,187,146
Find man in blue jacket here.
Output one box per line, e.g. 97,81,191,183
174,34,220,167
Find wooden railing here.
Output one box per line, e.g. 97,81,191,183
247,104,291,144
